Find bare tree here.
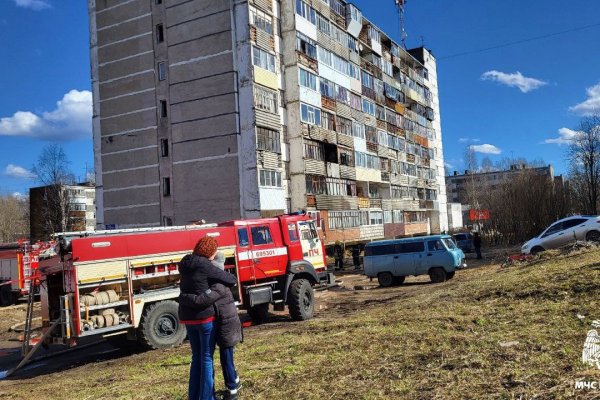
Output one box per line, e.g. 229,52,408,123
31,144,76,237
568,115,600,215
480,157,494,172
0,195,29,242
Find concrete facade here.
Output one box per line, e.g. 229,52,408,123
89,0,449,244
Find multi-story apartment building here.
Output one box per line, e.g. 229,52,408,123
88,0,448,245
446,164,555,205
30,183,96,241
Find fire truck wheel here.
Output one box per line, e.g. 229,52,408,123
287,279,314,321
137,301,186,350
248,303,270,323
0,284,14,307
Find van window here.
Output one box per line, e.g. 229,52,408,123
365,244,396,256
428,240,444,251
399,242,424,253
251,226,273,245
443,238,457,249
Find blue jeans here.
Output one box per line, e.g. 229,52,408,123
186,323,217,400
219,346,238,390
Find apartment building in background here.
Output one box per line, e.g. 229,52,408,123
89,0,448,244
30,183,96,241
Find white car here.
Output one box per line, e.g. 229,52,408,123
521,215,600,254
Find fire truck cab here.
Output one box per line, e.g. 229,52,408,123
38,214,333,350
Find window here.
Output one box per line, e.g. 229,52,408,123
319,78,335,99
563,218,587,229
251,226,273,245
304,140,324,161
306,174,326,195
428,240,444,252
256,127,281,153
160,100,168,118
349,92,361,110
369,211,383,225
158,62,166,81
339,149,354,167
362,99,375,116
326,177,356,196
336,116,352,136
300,103,321,125
399,241,425,253
366,244,396,257
162,177,170,196
252,46,276,72
328,211,360,230
295,0,316,24
156,0,162,4
259,169,282,187
250,8,273,34
393,210,404,223
542,222,563,237
299,68,318,91
335,85,349,105
156,24,164,43
318,47,332,67
361,71,374,89
351,121,365,139
288,223,300,241
160,138,169,157
316,13,331,36
238,228,250,247
296,32,317,59
254,86,278,113
70,203,86,211
321,110,336,131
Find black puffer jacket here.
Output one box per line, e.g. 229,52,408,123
180,284,243,348
178,254,236,322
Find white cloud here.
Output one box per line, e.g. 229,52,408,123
543,127,581,145
0,90,92,141
481,70,547,93
13,0,51,10
458,137,480,143
569,82,600,116
470,144,502,155
4,164,36,179
12,192,27,200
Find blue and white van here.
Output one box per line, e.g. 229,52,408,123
363,235,466,287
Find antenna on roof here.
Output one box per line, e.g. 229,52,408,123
394,0,408,49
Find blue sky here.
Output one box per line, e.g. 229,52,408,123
0,0,599,196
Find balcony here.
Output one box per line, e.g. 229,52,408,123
297,52,318,72
358,197,370,209
321,96,336,111
360,58,382,79
370,198,382,208
381,172,390,182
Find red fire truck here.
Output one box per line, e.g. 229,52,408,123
0,242,41,306
37,213,332,350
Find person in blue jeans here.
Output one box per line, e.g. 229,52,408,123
180,252,243,400
179,237,236,400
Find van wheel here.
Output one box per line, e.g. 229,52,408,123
137,301,186,350
429,268,447,284
377,272,394,287
393,276,406,285
446,271,456,280
288,279,314,321
248,303,270,323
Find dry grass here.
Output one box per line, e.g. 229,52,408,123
2,249,600,399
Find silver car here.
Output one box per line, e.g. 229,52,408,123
521,215,600,254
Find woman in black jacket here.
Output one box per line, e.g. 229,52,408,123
180,252,243,400
179,237,236,400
